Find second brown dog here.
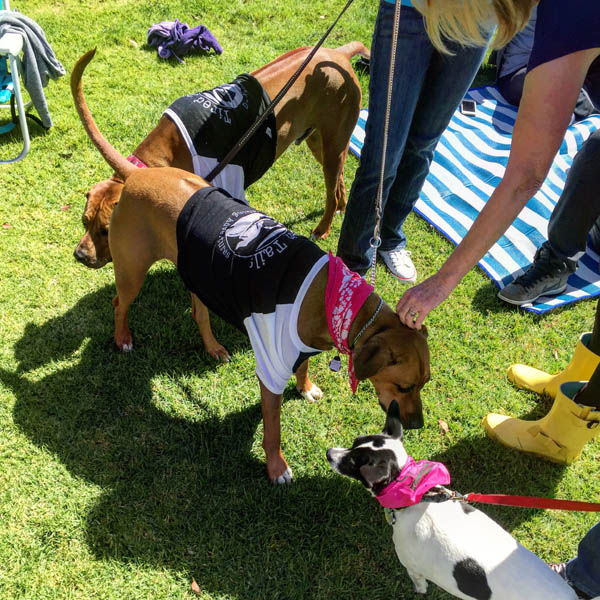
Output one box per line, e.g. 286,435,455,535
74,42,369,268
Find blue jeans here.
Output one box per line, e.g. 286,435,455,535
566,521,600,597
337,2,489,274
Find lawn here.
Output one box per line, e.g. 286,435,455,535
0,1,598,599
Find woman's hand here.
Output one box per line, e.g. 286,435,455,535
396,272,455,329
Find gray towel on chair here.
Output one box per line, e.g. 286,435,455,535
0,10,65,128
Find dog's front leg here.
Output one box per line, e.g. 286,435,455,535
259,379,293,484
406,568,428,594
295,359,323,402
190,293,230,361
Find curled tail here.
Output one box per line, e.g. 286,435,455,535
71,49,135,181
335,41,370,61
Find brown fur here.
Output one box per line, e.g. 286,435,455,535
72,49,430,484
73,42,369,268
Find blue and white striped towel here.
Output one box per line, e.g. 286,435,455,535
349,86,600,313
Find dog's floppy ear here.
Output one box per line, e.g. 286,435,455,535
359,462,394,491
383,400,403,440
419,324,428,339
353,337,393,380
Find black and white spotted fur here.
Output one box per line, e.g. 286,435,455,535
326,402,578,599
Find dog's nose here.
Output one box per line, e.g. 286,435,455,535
403,413,424,430
73,248,88,263
326,448,345,465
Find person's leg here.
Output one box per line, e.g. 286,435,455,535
496,66,528,106
485,298,600,462
572,299,600,410
576,55,600,121
564,522,600,598
337,3,433,274
588,298,600,355
378,36,489,253
589,219,600,253
506,301,600,399
547,129,600,264
499,129,600,305
573,86,598,121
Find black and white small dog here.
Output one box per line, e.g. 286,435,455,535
326,402,578,600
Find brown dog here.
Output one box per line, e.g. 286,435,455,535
74,42,368,269
72,50,430,484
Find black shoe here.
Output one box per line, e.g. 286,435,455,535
498,244,574,306
548,563,592,599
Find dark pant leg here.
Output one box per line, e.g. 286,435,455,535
547,129,600,265
566,521,600,597
576,299,600,409
497,66,527,106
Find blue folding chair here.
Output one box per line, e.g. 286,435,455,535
0,0,30,163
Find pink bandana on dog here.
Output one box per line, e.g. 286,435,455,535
325,252,374,393
376,456,451,509
127,154,148,168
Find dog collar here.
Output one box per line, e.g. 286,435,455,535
376,456,451,510
351,297,383,349
383,485,459,526
324,252,374,393
127,154,148,168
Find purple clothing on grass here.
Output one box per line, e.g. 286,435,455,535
147,19,222,63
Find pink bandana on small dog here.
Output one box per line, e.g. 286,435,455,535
376,456,451,509
325,252,374,393
127,154,148,168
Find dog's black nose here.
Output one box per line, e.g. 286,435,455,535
403,413,424,429
73,248,87,263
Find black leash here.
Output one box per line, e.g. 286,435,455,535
205,0,356,183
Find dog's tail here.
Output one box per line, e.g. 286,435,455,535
71,49,136,181
335,41,370,61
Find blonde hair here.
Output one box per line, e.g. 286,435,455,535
412,0,538,53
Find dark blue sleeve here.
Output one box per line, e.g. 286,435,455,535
528,0,600,73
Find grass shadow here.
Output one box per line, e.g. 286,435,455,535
4,266,571,599
0,115,49,158
470,280,553,321
281,208,325,231
3,268,419,599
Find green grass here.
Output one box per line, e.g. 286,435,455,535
1,1,599,598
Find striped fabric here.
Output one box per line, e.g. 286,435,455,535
349,86,600,313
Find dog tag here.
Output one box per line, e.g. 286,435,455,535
329,355,341,372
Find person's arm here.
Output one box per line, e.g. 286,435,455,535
397,48,600,328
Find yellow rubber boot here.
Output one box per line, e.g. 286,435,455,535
507,333,600,398
483,381,600,463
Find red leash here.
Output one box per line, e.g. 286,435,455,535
464,493,600,512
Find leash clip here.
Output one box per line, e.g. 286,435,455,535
433,486,467,503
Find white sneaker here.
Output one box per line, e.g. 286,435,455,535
379,249,417,283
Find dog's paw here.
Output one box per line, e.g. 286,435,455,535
115,341,133,352
298,383,323,403
207,344,230,362
270,466,293,485
310,230,330,241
